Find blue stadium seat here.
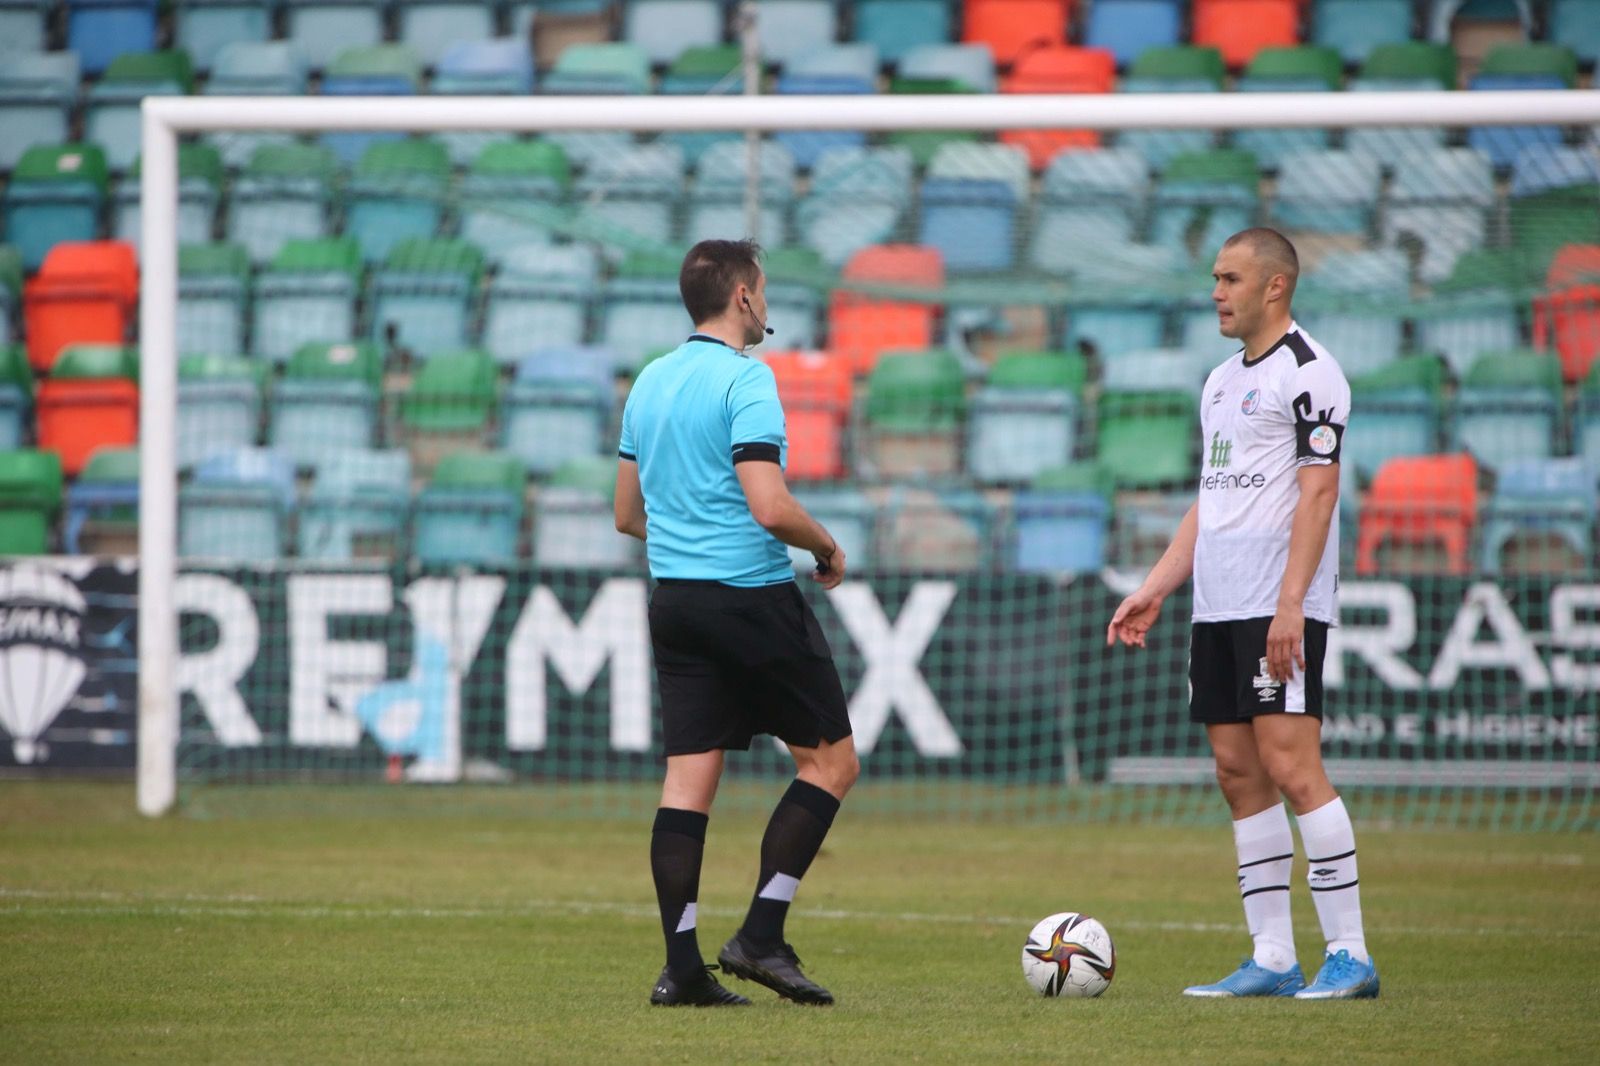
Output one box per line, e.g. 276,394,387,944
624,0,724,65
0,1,50,55
1116,78,1218,170
227,143,339,267
967,363,1081,486
251,239,362,363
1273,149,1382,235
753,0,838,67
501,348,615,476
298,448,412,560
1509,144,1600,200
179,448,296,560
899,43,997,93
1480,458,1596,574
853,0,950,65
1012,489,1111,574
432,39,538,166
1551,0,1600,66
174,0,272,73
575,143,686,256
368,239,485,361
1454,351,1564,470
67,1,159,75
319,45,423,167
1102,347,1210,396
483,244,598,362
1083,0,1181,67
345,139,451,264
685,140,796,250
1428,0,1533,42
601,274,693,370
1383,147,1495,284
794,145,911,266
917,143,1028,274
63,447,139,553
0,52,79,172
413,453,525,566
395,1,498,66
2,144,108,272
1029,148,1148,276
1296,250,1410,378
176,357,262,471
85,51,195,173
1233,49,1341,170
283,0,386,71
1467,70,1569,169
203,42,309,169
774,44,878,169
1312,0,1413,65
1343,77,1449,171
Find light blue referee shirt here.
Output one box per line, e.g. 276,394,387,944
619,335,793,586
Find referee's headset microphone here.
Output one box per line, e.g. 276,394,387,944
742,296,775,337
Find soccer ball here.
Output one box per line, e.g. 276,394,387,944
1020,912,1115,998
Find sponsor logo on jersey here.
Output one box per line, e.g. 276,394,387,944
1308,425,1338,455
1240,389,1261,415
1207,432,1233,469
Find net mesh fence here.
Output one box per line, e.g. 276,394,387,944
144,114,1600,831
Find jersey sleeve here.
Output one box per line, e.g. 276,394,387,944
726,361,785,464
617,387,637,462
1289,357,1351,466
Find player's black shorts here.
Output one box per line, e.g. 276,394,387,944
1189,616,1329,723
648,579,853,756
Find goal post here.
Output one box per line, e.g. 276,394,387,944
136,90,1600,819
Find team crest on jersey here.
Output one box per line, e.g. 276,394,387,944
1240,389,1260,415
1308,425,1339,455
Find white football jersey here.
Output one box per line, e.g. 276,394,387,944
1193,322,1350,626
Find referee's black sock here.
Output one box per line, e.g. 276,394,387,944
651,807,709,979
739,779,840,947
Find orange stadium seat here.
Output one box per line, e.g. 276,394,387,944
1192,0,1301,68
962,0,1073,66
1356,453,1480,575
21,240,138,371
1544,244,1600,289
764,350,854,481
1000,45,1117,169
1533,284,1600,384
828,245,945,375
34,344,140,476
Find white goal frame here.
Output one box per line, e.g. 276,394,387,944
137,90,1600,815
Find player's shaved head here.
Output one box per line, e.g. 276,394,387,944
1222,228,1299,295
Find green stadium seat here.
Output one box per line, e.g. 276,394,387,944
176,242,250,359
1509,189,1600,287
1096,391,1196,489
113,144,224,252
85,50,195,171
459,140,571,262
321,44,425,165
1130,44,1227,86
346,139,451,265
658,44,745,164
1117,47,1226,169
1455,350,1565,470
1360,42,1457,88
177,354,262,470
63,445,139,554
543,42,651,94
534,455,638,568
0,448,63,554
1345,354,1446,478
0,50,78,171
252,237,363,363
1417,248,1526,375
298,447,411,560
967,352,1085,485
399,349,499,475
886,79,981,169
1150,149,1258,264
2,143,110,272
0,343,34,451
574,142,685,257
269,341,382,468
1576,359,1600,471
414,450,524,565
860,350,967,479
228,143,341,266
1479,43,1579,87
1235,47,1343,168
368,238,486,360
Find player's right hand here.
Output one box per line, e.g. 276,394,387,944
1106,589,1163,649
812,543,846,591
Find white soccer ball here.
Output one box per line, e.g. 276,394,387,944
1020,912,1115,998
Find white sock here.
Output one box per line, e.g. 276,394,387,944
1233,804,1297,973
1295,795,1368,963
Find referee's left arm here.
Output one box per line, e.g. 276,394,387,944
614,390,646,541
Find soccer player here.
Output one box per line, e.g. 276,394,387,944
615,239,859,1008
1106,229,1378,1000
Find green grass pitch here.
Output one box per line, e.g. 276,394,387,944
2,782,1596,1064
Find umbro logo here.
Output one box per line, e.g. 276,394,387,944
1312,868,1337,877
1210,388,1225,406
655,986,668,995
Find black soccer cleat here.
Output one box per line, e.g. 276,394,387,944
717,934,835,1005
648,964,752,1007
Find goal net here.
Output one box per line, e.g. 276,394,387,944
137,91,1600,830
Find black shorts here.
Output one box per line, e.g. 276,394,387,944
648,579,853,756
1189,616,1329,724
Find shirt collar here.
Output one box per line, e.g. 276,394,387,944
1242,321,1299,368
687,333,737,351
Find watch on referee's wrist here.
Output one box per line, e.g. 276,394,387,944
814,540,837,567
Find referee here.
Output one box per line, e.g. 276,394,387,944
615,239,858,1008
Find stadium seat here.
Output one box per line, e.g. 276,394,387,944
622,1,722,66
999,46,1116,169
432,39,539,166
177,355,263,471
1117,47,1226,168
34,344,139,476
395,0,497,67
900,44,998,94
67,0,159,75
1296,250,1409,378
176,243,250,359
251,237,363,363
1058,244,1183,355
179,447,295,560
860,350,967,479
202,42,308,169
0,250,17,351
269,341,383,467
483,244,598,363
686,140,796,250
1096,391,1196,489
1533,283,1600,385
174,0,272,73
1576,360,1600,470
3,144,110,273
0,448,62,554
1479,457,1596,574
228,143,339,267
853,0,952,64
773,44,877,170
1312,0,1414,65
320,45,424,166
829,244,944,374
880,486,995,572
499,348,614,476
1509,144,1600,201
458,140,569,261
786,487,874,571
1149,149,1259,265
63,445,138,554
796,146,913,267
1544,244,1600,291
368,238,485,361
751,0,838,67
967,351,1085,485
762,349,853,482
1064,302,1168,358
919,143,1028,273
1356,453,1479,575
1454,350,1564,470
759,246,825,350
0,344,33,451
1510,188,1600,287
1083,0,1181,66
0,51,79,172
576,143,685,258
656,45,744,165
413,450,524,565
113,144,224,251
1011,463,1113,574
1344,77,1449,169
1416,248,1525,375
85,50,195,173
22,241,139,372
283,0,385,71
0,0,49,55
1103,347,1211,396
1235,47,1342,169
1467,45,1579,169
346,139,451,265
600,256,693,370
1273,148,1381,236
1029,148,1148,274
534,456,638,568
543,42,652,94
962,0,1072,66
885,76,982,168
1384,146,1495,284
398,349,499,475
1361,40,1457,86
1343,354,1446,478
1428,0,1534,43
298,448,411,560
1191,0,1299,69
1551,0,1600,66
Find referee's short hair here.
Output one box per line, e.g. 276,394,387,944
680,239,764,325
1223,228,1299,294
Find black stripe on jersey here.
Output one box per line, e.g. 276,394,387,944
1308,849,1357,863
1238,852,1295,869
1309,880,1359,893
1284,331,1318,367
618,450,636,461
1295,418,1345,463
1240,885,1292,898
731,441,780,464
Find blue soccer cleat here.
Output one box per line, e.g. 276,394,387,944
1183,958,1306,998
1295,949,1380,1000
